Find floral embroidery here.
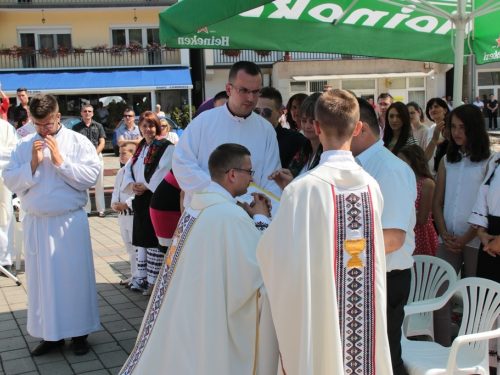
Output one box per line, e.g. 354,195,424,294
130,137,172,183
288,141,323,178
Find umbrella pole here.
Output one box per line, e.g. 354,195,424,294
453,17,466,107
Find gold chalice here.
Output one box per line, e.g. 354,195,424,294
344,238,366,268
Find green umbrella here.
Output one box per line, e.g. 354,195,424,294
160,0,500,103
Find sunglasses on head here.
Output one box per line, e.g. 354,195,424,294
254,108,273,118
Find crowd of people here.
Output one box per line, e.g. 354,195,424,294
1,60,500,374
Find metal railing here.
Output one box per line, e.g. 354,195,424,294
213,50,371,65
0,0,174,8
0,48,182,70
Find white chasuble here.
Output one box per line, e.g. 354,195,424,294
120,191,273,375
257,164,393,375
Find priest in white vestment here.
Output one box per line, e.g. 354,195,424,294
0,119,19,276
173,61,281,208
2,94,101,357
257,90,393,375
120,143,275,375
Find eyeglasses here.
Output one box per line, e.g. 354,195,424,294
225,167,255,177
34,121,57,129
124,115,134,118
229,84,261,96
254,108,274,118
82,110,93,113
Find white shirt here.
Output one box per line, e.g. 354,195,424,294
443,153,489,248
165,132,179,145
356,140,416,271
473,101,484,108
173,104,282,207
470,153,500,229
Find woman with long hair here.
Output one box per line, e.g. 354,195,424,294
407,101,429,149
432,104,491,346
383,102,418,155
122,111,175,296
424,98,450,176
398,145,438,256
286,93,308,132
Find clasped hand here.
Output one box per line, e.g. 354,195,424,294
31,136,63,173
241,193,271,218
442,231,464,253
131,183,148,196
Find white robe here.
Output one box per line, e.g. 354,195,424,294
172,104,282,207
2,126,101,340
120,190,273,375
256,155,393,375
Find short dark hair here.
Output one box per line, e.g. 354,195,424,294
398,145,433,180
124,108,135,116
17,88,27,93
29,94,58,120
446,104,491,163
383,102,413,155
377,93,394,102
259,86,283,109
81,104,93,111
301,92,322,120
425,98,449,122
315,89,359,139
138,111,161,137
16,108,28,129
208,143,251,182
228,61,262,82
357,98,380,137
214,90,229,104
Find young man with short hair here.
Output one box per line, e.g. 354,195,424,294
377,92,394,137
3,94,101,356
257,90,392,374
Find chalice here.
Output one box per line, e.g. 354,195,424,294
344,238,366,268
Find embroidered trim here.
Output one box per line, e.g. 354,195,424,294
130,137,171,183
119,208,200,375
254,221,269,232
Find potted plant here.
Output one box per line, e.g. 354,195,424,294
0,45,11,56
146,42,162,53
73,46,86,58
221,49,241,58
57,44,71,57
108,44,125,56
11,45,32,59
125,43,143,55
91,44,108,53
255,50,271,57
38,46,56,58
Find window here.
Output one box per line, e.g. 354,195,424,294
110,27,159,46
342,79,375,90
38,33,71,49
310,80,327,92
408,91,425,108
18,27,72,50
290,82,307,92
478,72,500,86
390,78,406,89
409,77,425,88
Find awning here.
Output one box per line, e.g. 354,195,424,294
0,67,193,95
291,71,435,82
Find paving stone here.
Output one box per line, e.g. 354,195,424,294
98,305,116,316
2,329,22,339
97,349,129,368
134,300,149,310
37,360,73,375
118,308,144,320
99,290,122,297
0,320,16,331
81,369,109,375
0,348,30,362
108,366,123,375
92,342,122,354
32,349,66,365
0,313,14,321
102,320,133,334
2,357,36,375
103,294,129,305
119,338,136,354
100,314,124,324
113,302,136,310
14,318,27,325
0,336,27,352
112,330,137,342
88,330,115,345
62,347,98,364
71,359,104,373
12,311,27,319
96,284,117,292
126,317,143,327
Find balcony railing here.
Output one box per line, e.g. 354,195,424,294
0,0,174,8
213,50,371,65
0,48,182,70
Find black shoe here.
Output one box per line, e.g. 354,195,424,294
70,337,90,356
30,339,65,356
1,265,18,277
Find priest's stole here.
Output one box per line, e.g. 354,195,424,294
333,186,376,375
120,207,201,375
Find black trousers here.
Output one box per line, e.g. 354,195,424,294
489,112,498,129
387,268,411,375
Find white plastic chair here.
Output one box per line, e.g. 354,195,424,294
404,255,457,340
402,277,500,375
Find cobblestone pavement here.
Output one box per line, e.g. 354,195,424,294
0,154,147,375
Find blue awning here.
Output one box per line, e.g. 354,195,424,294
0,67,193,95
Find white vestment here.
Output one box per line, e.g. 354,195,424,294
172,104,282,207
120,190,274,375
0,120,19,265
257,151,393,375
3,126,101,340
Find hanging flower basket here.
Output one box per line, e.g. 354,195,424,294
125,43,143,55
221,49,241,58
91,44,108,53
73,46,86,58
57,44,71,57
10,45,33,59
108,45,125,56
255,50,271,57
38,47,56,58
146,43,162,53
0,45,10,56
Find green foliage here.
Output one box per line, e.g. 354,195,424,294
107,101,128,129
170,105,196,128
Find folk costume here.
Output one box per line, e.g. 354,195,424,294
172,104,282,208
3,126,101,340
121,137,174,286
287,140,323,177
119,183,272,375
257,151,393,375
0,119,19,268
